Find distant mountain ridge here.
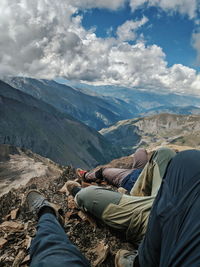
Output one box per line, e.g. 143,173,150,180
100,113,200,155
4,77,200,133
138,105,200,117
3,77,138,130
63,80,200,115
0,80,121,168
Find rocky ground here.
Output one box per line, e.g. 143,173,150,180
0,143,193,266
0,157,136,267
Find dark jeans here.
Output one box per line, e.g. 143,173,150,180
139,150,200,267
30,213,90,267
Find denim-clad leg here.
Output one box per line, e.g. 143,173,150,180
30,213,90,267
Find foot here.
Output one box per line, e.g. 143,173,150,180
76,168,87,179
26,190,63,224
26,190,53,213
115,249,138,267
65,180,81,195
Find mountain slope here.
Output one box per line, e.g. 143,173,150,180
100,113,200,154
0,81,121,168
0,144,62,196
139,105,200,116
4,77,138,130
67,82,200,114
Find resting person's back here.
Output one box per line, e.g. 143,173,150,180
75,185,154,245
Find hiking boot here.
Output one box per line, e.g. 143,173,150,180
115,249,138,267
65,180,81,196
26,190,64,224
76,168,87,179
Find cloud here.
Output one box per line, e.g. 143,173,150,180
163,64,199,94
129,0,199,19
70,0,125,10
116,16,148,41
0,0,200,96
0,0,74,77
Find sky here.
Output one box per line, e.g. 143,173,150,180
1,0,200,96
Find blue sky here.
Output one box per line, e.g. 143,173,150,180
1,0,200,95
80,5,198,69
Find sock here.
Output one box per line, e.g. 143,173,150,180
38,206,56,219
95,168,103,180
71,186,81,197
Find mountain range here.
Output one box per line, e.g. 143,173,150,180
100,113,200,155
64,80,200,115
0,80,120,168
5,77,200,133
1,76,200,168
4,77,137,130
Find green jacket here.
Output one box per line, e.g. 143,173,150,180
130,147,176,196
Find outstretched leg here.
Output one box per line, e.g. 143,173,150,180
81,148,148,187
26,191,90,267
74,185,122,219
83,167,132,186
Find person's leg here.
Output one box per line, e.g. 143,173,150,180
120,168,143,192
26,191,90,267
138,150,200,267
132,148,148,169
75,185,122,219
102,168,133,187
84,167,103,182
80,148,148,187
85,167,133,187
30,213,90,267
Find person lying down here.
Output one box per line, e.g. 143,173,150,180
65,147,176,246
76,148,148,193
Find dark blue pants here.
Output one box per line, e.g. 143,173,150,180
30,213,90,267
139,150,200,267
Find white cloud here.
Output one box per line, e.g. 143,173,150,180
129,0,147,11
116,16,148,41
69,0,125,10
0,0,200,96
129,0,199,19
0,0,75,77
162,64,199,94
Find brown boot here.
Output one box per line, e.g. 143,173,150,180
65,180,81,195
